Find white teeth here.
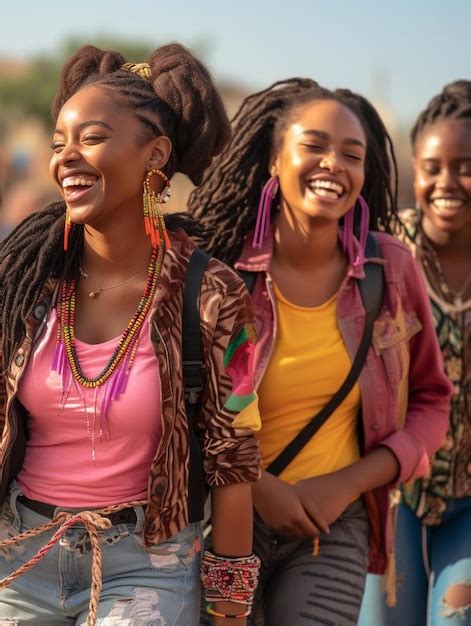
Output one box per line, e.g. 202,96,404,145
309,179,344,195
433,198,463,209
62,176,97,188
313,187,340,200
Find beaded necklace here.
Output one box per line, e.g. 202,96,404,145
52,242,165,431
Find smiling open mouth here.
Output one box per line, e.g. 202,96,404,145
431,198,465,217
307,179,345,200
432,198,464,209
62,175,99,199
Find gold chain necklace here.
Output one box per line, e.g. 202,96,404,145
79,266,147,298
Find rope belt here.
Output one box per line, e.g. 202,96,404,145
0,499,147,626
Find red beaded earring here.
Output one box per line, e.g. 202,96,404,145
63,207,72,251
143,169,172,250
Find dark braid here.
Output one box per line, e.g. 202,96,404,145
1,203,80,371
411,80,471,148
188,79,401,265
334,88,401,234
1,43,230,369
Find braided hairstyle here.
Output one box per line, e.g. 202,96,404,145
334,88,399,233
411,80,471,149
188,79,400,265
1,43,231,369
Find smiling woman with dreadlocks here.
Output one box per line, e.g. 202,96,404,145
189,80,452,626
0,44,262,625
359,80,471,626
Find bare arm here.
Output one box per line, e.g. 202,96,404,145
335,446,400,494
295,447,400,527
211,482,253,556
210,482,254,625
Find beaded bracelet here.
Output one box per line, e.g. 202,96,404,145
206,603,251,619
201,550,261,606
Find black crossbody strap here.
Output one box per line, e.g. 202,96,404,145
266,232,384,476
238,269,258,294
182,248,211,521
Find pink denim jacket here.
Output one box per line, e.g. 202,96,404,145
235,230,452,575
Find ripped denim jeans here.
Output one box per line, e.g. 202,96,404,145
0,482,203,625
358,498,471,626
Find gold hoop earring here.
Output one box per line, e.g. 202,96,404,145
143,169,172,250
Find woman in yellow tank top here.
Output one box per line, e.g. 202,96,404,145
190,82,452,626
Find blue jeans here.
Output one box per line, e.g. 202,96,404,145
0,482,203,625
358,498,471,626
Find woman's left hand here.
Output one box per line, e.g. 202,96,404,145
295,472,360,527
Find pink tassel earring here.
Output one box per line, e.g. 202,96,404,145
342,195,370,268
252,176,279,249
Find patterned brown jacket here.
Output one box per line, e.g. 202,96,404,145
0,229,261,545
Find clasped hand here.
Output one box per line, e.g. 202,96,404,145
253,470,360,539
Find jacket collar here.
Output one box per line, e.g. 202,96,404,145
235,227,373,280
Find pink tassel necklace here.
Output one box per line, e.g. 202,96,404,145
52,242,164,460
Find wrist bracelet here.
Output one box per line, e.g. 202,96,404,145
201,550,261,606
206,603,251,619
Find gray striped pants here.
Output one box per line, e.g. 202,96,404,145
250,499,370,626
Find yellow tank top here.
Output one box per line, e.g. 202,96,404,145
257,284,361,484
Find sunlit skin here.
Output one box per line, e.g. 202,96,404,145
270,99,366,308
274,99,366,227
414,118,471,299
49,84,171,344
252,99,400,540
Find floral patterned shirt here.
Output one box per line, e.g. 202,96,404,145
400,209,471,525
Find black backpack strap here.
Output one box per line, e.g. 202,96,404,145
266,232,384,476
182,248,211,521
238,270,259,294
358,232,383,322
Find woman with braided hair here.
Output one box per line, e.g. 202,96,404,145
359,81,471,626
189,80,452,626
0,44,262,625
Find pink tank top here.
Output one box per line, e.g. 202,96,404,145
16,309,162,507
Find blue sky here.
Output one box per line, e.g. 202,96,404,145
2,0,470,125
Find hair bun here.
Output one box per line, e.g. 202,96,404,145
148,43,231,185
52,45,125,120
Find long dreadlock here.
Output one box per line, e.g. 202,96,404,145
188,79,401,265
0,43,230,370
334,88,400,233
411,80,471,148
